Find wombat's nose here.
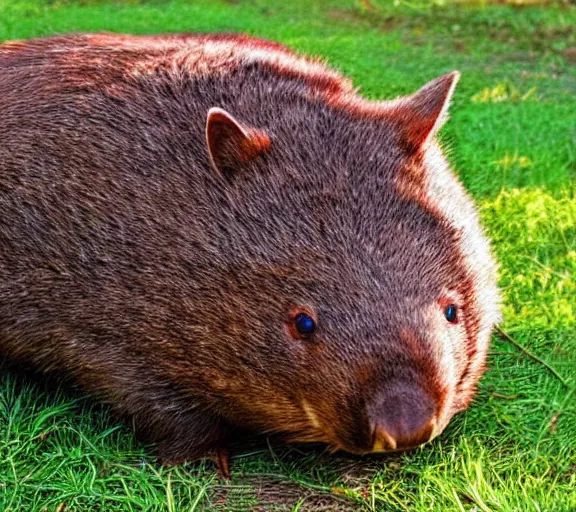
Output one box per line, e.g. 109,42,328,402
369,386,437,452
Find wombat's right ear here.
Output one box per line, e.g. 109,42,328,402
391,71,460,149
206,108,270,176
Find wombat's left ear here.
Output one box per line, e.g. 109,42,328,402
392,71,460,149
206,108,270,176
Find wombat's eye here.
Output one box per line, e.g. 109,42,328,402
294,313,316,338
286,307,317,341
444,304,458,323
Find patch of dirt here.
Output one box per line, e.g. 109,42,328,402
327,8,401,32
203,441,405,511
328,4,575,57
207,476,360,511
564,46,576,63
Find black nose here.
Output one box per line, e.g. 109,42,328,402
369,384,437,452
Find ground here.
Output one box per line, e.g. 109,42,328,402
0,1,575,510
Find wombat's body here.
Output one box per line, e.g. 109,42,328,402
0,33,499,470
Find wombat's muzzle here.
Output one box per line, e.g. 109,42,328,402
367,383,437,453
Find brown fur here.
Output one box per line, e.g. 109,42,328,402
0,33,500,465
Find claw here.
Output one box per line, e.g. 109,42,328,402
212,448,230,480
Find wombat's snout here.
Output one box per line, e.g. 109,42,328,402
368,384,437,453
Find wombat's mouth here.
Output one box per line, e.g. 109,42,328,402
300,392,440,456
369,415,437,453
331,417,437,456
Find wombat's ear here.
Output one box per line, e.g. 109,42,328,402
392,71,460,149
206,107,270,176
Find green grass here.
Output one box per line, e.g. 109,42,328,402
1,0,575,510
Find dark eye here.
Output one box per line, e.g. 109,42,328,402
444,304,458,323
294,312,316,337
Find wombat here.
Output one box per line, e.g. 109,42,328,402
0,33,500,475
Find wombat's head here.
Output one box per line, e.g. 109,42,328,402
197,71,500,455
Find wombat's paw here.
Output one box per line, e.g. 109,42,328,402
155,439,231,479
154,445,191,467
211,447,231,480
153,414,233,476
153,438,215,465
